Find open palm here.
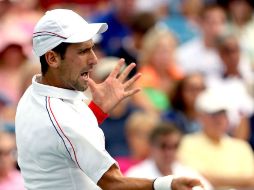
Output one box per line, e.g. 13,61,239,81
87,58,141,113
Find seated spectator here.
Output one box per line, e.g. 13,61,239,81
0,33,30,105
162,73,205,134
161,0,202,44
176,4,226,77
0,131,25,190
116,111,159,174
115,11,157,78
214,32,254,95
91,0,136,56
225,0,254,69
208,32,254,136
125,122,213,190
178,88,254,189
134,27,183,112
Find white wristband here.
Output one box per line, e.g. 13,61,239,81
153,175,174,190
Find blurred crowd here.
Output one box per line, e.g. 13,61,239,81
0,0,254,190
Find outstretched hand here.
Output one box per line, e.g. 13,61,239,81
172,177,204,190
87,58,141,113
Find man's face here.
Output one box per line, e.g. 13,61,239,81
201,8,226,39
58,40,97,91
229,0,253,22
219,38,240,69
201,111,229,141
151,133,181,167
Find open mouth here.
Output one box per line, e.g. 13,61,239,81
81,71,89,80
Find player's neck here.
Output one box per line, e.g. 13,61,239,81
39,71,65,89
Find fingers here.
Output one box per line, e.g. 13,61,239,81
87,78,97,92
123,73,141,89
187,179,203,188
118,62,136,82
109,58,125,78
124,88,141,98
173,177,204,190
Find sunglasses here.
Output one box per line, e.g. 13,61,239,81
154,142,180,151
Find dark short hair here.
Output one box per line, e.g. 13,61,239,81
39,42,70,75
149,122,182,145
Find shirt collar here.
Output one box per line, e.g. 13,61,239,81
31,75,88,101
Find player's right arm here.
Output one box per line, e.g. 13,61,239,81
98,164,204,190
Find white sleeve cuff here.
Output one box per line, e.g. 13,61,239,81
153,175,174,190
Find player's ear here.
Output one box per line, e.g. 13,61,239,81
45,51,61,69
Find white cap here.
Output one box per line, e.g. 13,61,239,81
195,87,228,114
33,9,108,57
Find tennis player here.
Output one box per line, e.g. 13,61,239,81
15,9,203,190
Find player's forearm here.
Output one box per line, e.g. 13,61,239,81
98,164,153,190
99,176,154,190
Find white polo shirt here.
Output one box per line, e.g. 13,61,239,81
15,75,116,190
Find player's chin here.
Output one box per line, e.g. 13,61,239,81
74,81,88,92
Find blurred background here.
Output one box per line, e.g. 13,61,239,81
0,0,254,190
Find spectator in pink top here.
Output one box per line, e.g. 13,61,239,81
0,131,25,190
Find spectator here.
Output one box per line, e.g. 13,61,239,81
91,0,136,56
215,32,254,91
125,122,213,190
0,131,25,190
162,73,205,134
176,4,226,77
161,0,203,44
0,40,28,104
116,111,159,174
115,11,157,78
208,32,254,135
178,87,254,189
135,27,183,112
225,0,254,69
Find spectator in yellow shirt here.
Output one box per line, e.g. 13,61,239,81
178,87,254,189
